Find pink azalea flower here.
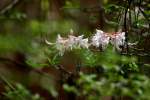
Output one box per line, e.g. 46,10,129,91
91,29,110,49
91,29,125,50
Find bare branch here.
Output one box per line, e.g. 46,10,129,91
0,0,19,15
138,0,150,25
124,0,132,54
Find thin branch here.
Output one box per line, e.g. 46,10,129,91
138,0,150,24
124,0,132,54
0,56,72,79
0,73,26,99
0,0,20,15
0,73,16,90
55,65,72,75
0,57,54,80
121,52,150,57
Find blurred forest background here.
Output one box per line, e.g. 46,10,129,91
0,0,150,100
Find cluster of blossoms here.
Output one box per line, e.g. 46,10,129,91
91,29,125,51
46,32,89,55
55,34,89,55
46,29,125,55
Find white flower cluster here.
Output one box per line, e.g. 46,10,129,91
109,31,125,50
46,29,125,55
91,29,110,49
91,29,125,51
51,34,89,55
56,34,89,55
